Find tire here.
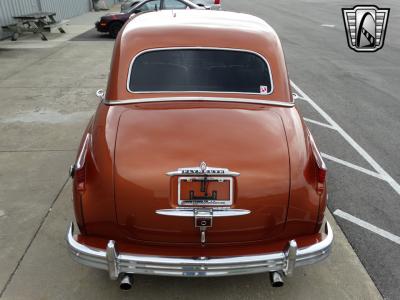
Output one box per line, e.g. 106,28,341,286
109,22,123,38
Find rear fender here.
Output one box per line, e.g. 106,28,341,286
281,107,326,235
72,104,126,237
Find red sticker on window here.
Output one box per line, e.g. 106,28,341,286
260,85,269,94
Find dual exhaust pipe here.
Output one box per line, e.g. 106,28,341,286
119,274,134,290
119,272,285,290
270,271,284,287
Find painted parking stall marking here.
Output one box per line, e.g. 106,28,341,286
320,24,336,28
302,117,336,130
290,80,400,244
334,209,400,245
291,80,400,196
320,153,384,180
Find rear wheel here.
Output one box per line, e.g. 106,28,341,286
109,22,123,38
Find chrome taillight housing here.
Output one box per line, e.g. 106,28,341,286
71,133,91,191
308,130,327,194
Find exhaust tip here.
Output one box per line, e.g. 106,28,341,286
120,282,132,291
270,271,284,288
119,274,133,290
271,281,284,288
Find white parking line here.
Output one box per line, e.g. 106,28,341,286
303,117,336,130
321,24,336,28
291,81,400,196
334,209,400,245
321,153,384,180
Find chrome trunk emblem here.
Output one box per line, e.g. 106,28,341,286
200,161,207,172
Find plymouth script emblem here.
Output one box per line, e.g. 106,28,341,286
166,164,240,177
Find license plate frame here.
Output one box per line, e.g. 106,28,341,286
178,176,233,206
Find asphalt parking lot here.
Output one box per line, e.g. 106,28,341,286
221,1,399,298
0,0,399,299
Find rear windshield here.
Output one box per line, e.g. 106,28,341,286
128,49,273,94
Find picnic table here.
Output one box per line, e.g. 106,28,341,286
1,12,68,41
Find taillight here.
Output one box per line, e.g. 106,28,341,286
214,0,221,4
308,130,327,193
70,133,91,234
75,167,86,191
317,167,327,185
72,133,90,192
308,130,327,231
316,167,327,193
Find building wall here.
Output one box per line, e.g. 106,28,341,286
39,0,91,21
0,0,120,39
0,0,39,27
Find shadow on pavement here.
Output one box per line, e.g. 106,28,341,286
70,28,114,41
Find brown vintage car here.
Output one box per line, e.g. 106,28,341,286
67,10,333,289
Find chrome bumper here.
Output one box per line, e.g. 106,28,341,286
66,222,333,279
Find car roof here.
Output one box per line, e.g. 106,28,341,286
125,9,276,37
120,10,281,59
108,10,290,101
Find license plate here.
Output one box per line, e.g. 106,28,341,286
178,176,233,206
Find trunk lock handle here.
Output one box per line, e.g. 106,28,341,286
194,208,213,245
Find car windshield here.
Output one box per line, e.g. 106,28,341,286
129,0,160,13
122,1,140,12
129,49,273,94
163,0,189,9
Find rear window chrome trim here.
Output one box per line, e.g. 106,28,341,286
103,97,295,107
126,47,275,95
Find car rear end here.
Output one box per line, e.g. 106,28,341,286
67,100,332,281
95,17,109,32
67,10,332,288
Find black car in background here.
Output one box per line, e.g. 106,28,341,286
96,0,201,38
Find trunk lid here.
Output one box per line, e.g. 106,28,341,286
114,104,290,245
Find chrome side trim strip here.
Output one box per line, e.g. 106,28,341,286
126,47,275,95
75,133,90,169
66,221,333,278
308,128,327,171
103,97,295,107
155,208,251,217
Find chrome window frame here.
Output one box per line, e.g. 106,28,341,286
126,47,275,96
103,96,295,107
